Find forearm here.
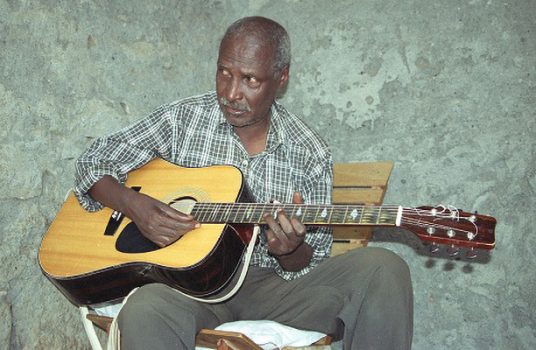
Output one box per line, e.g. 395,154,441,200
88,175,139,216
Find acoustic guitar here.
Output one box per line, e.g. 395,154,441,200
38,158,496,306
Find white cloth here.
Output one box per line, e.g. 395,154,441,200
196,320,326,350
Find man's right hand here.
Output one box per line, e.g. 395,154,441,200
89,175,199,247
123,191,199,247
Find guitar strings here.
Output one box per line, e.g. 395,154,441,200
190,204,472,223
189,203,479,239
191,203,470,220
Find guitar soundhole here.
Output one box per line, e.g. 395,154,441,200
116,222,160,253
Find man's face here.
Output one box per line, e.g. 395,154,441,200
216,35,288,129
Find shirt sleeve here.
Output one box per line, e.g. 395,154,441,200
73,104,178,211
273,151,334,280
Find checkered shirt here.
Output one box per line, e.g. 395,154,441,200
74,91,333,280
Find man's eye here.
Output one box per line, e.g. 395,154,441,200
219,68,231,77
245,76,259,85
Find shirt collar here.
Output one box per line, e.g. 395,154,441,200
266,101,285,152
214,96,285,153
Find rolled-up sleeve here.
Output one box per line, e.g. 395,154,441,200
73,104,177,211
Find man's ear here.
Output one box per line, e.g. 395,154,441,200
278,65,290,89
276,65,290,98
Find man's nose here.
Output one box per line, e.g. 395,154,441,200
225,78,242,101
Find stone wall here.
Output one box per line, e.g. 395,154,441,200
1,0,534,349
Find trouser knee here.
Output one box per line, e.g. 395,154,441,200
345,247,412,290
117,284,169,332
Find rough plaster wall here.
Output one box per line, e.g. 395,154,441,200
1,0,534,349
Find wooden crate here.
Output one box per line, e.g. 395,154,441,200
331,161,394,256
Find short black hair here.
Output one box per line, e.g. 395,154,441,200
221,16,291,75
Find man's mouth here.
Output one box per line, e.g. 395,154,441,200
220,97,251,115
225,105,247,116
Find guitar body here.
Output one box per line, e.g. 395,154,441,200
39,159,254,305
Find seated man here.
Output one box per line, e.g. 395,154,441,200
74,16,413,350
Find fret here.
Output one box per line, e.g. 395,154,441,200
368,207,378,224
301,205,308,222
302,205,317,224
289,204,298,219
231,204,242,223
277,204,292,220
288,204,297,219
341,206,352,224
238,204,246,222
378,208,398,225
242,204,254,222
219,203,229,223
312,206,321,224
281,204,292,218
361,206,379,225
327,206,334,224
191,205,202,222
209,203,220,222
326,206,336,223
257,203,267,223
328,206,343,224
195,204,209,223
342,205,350,224
223,203,233,222
203,205,213,222
376,206,382,224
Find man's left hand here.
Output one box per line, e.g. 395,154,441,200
264,192,307,256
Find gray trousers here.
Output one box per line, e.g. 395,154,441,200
117,247,413,349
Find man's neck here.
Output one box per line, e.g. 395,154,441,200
233,117,270,156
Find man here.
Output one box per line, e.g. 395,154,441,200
75,16,413,349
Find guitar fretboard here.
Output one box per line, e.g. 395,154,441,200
191,203,400,226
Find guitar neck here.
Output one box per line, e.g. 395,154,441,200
191,203,402,226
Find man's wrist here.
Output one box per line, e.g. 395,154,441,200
272,242,313,272
117,186,140,218
270,239,305,258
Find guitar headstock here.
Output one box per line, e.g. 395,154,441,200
400,205,496,256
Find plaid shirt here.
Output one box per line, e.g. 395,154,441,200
74,91,333,280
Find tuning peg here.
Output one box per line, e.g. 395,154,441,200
465,248,477,259
429,242,440,254
447,245,459,257
468,210,478,223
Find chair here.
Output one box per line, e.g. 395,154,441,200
82,161,394,349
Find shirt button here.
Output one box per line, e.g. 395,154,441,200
241,159,249,168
